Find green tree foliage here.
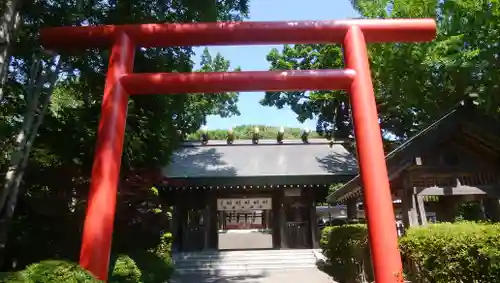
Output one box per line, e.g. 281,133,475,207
187,125,322,140
0,0,249,272
263,45,350,138
263,0,500,140
178,48,241,130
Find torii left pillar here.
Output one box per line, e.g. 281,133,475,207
78,32,135,279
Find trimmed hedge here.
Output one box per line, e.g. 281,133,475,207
400,222,500,283
321,222,500,283
320,224,373,283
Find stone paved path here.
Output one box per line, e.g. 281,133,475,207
170,268,335,283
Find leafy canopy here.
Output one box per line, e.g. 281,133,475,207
262,0,500,140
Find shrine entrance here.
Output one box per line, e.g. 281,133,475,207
217,197,274,250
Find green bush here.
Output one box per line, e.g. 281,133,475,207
109,251,174,283
400,222,500,283
320,224,373,283
2,260,100,283
109,255,141,283
109,232,174,283
151,232,172,260
320,222,500,283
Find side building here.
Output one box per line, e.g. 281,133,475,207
328,98,500,230
159,139,357,252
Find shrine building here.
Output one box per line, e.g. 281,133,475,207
159,135,357,252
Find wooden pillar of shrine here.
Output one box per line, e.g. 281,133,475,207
171,204,180,253
272,189,282,248
436,196,458,222
346,198,358,221
206,190,218,250
483,196,500,222
308,189,320,249
402,189,419,227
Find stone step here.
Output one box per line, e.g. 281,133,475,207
173,248,317,256
175,257,316,269
174,253,316,262
173,249,319,275
173,249,316,260
174,264,318,275
174,258,317,267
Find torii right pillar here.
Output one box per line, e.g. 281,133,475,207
344,25,403,282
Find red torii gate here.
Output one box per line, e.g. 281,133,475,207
41,19,436,282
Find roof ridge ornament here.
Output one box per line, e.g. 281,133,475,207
227,127,234,145
301,127,310,144
252,126,260,144
200,125,209,145
277,126,285,144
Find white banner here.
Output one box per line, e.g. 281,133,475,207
217,198,272,211
285,187,301,196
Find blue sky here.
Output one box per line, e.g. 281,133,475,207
192,0,359,131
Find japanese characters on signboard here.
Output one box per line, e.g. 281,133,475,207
217,198,272,211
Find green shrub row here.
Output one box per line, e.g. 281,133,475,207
2,232,174,283
400,222,500,283
320,222,500,283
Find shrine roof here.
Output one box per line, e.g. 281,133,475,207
162,139,358,182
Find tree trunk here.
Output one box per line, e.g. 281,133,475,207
0,54,61,266
0,54,44,213
0,0,23,101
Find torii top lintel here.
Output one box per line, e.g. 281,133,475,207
40,19,436,50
